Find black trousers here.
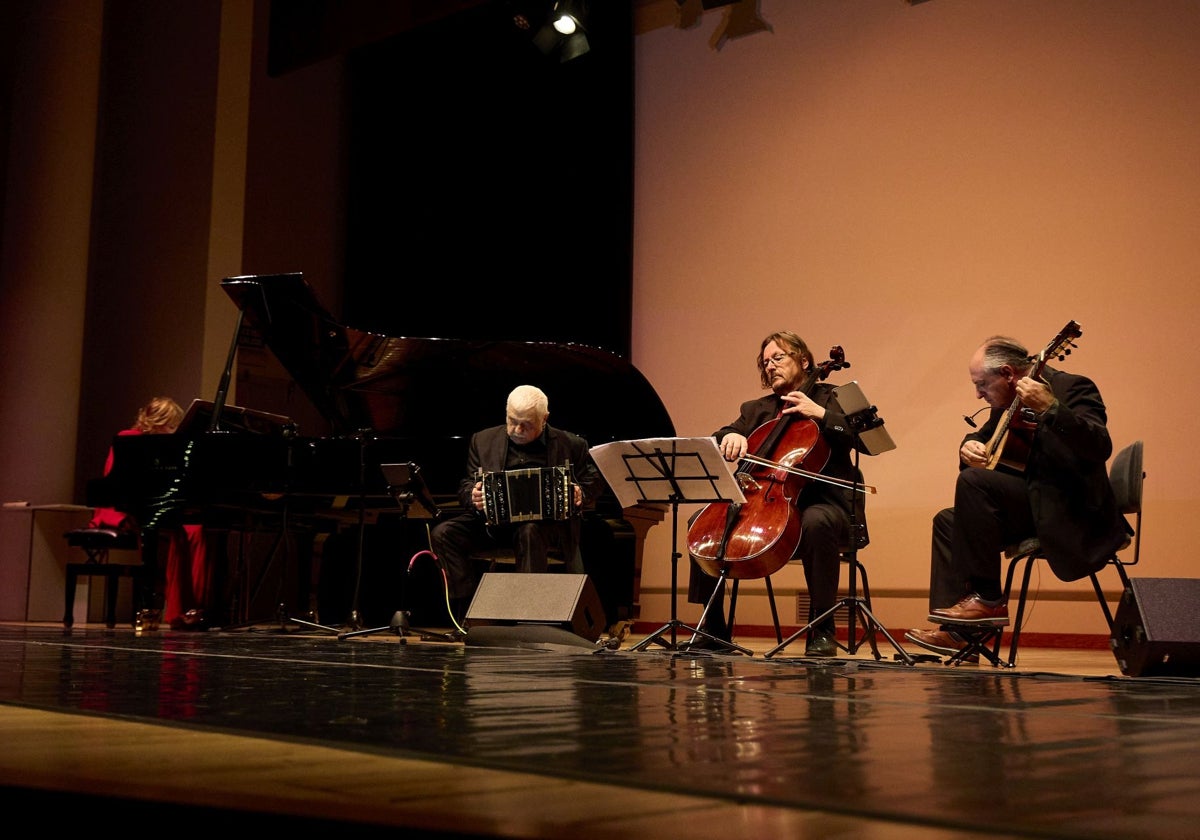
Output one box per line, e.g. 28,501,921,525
687,502,848,633
429,512,581,600
929,468,1035,609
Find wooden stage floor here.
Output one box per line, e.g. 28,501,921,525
1,619,1198,840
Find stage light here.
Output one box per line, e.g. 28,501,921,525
533,0,590,63
551,0,586,35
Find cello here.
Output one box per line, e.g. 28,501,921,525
686,346,863,581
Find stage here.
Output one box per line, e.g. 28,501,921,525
1,621,1198,839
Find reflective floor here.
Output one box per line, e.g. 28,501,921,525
2,621,1199,839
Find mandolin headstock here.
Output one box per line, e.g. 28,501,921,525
1035,321,1082,370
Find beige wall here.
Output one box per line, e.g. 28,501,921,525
630,1,1200,637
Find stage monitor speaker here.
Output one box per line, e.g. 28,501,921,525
466,572,605,644
1111,577,1200,677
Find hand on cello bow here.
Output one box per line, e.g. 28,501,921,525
683,331,881,657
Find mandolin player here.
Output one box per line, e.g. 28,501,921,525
906,330,1131,659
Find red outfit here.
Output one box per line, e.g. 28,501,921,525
89,428,211,627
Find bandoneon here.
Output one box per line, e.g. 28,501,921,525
481,465,572,526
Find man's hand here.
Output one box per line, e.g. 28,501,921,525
961,440,987,468
719,433,748,461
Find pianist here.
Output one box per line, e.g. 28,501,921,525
429,385,605,623
89,396,215,631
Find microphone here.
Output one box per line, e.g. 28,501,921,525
963,406,990,427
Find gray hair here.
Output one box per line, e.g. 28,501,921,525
979,335,1031,374
507,384,549,418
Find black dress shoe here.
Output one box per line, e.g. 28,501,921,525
804,628,838,657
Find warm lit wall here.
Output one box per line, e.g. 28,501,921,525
630,1,1200,639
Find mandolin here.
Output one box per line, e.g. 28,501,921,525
983,320,1082,472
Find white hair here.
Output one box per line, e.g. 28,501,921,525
507,384,549,418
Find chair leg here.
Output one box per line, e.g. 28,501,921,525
63,567,79,628
728,579,739,634
103,571,120,629
1091,560,1131,634
1006,555,1038,666
130,568,145,627
764,576,782,644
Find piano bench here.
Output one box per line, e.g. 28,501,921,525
63,527,145,629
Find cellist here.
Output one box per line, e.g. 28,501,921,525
686,330,872,656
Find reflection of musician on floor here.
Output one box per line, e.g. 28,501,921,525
429,385,605,623
89,396,215,631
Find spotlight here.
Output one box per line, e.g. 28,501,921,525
551,0,586,34
534,0,590,63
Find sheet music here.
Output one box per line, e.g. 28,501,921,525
589,437,745,510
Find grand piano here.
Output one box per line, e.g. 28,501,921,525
94,272,674,631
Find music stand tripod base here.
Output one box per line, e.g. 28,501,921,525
338,610,463,642
589,436,747,654
764,597,917,665
681,569,752,655
279,605,344,636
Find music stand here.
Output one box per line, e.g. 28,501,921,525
763,381,915,664
590,437,746,653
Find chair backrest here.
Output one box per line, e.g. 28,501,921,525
1108,439,1144,567
1109,439,1144,515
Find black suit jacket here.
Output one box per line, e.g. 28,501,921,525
964,366,1130,581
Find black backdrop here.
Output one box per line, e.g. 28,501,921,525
260,2,643,627
330,2,637,357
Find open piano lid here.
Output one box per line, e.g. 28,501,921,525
220,273,676,445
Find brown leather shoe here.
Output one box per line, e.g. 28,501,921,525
928,593,1009,626
904,628,978,662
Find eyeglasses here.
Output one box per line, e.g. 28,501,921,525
762,352,791,368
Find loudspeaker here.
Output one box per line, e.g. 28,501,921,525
466,572,605,644
1111,578,1200,677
